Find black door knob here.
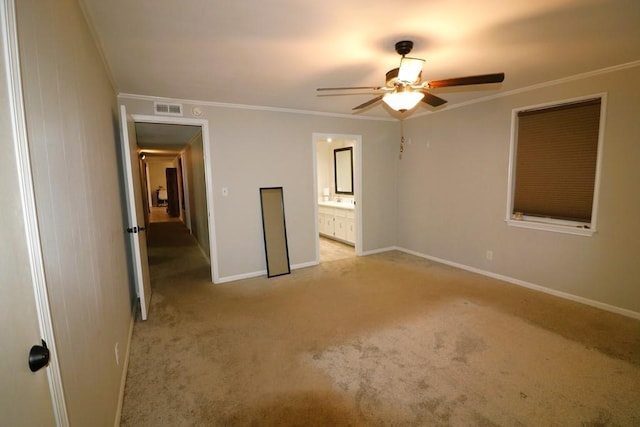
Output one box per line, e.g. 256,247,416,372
28,340,50,372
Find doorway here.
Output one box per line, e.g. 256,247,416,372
130,114,219,283
312,133,362,263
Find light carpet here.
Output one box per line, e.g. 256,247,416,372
120,222,640,426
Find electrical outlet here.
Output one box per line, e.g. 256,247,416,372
115,342,120,366
486,250,493,261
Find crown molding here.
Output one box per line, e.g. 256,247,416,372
408,60,640,120
119,60,639,123
118,93,396,122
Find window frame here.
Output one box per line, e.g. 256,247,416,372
505,93,607,236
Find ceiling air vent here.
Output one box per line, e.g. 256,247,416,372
154,102,183,116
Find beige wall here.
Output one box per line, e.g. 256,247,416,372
0,16,56,423
399,65,640,314
316,138,355,202
16,0,134,424
121,97,398,280
184,132,210,258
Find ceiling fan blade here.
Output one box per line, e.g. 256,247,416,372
427,73,505,88
353,95,383,110
317,86,382,91
422,92,448,107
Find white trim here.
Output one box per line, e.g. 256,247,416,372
144,162,152,211
312,136,320,264
505,93,607,236
409,60,640,120
119,93,395,122
292,260,319,270
361,246,397,256
114,314,135,427
131,114,219,283
217,270,265,284
394,246,640,320
312,133,363,262
505,218,594,237
590,93,607,232
1,0,69,424
215,261,318,284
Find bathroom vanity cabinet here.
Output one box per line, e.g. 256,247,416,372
318,204,355,245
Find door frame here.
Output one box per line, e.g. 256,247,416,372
1,0,68,423
312,132,363,260
131,114,219,283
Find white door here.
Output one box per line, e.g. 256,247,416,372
119,105,152,320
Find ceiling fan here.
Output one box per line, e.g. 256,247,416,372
317,40,505,113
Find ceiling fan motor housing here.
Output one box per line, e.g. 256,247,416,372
395,40,413,56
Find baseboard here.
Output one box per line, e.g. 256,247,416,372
394,246,640,320
195,241,211,265
216,270,265,284
215,260,319,284
114,312,135,427
361,246,397,256
292,260,319,270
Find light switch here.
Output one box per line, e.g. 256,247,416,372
222,187,229,197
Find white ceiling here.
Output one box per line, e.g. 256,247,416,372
81,0,640,120
134,123,201,154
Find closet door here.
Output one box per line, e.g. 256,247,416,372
166,168,180,217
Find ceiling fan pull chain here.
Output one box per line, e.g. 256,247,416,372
399,119,405,160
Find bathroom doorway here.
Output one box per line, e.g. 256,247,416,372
312,133,362,263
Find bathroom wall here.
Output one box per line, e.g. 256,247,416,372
316,137,355,202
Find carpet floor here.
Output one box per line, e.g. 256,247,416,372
120,221,640,426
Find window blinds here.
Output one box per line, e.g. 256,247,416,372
513,98,601,223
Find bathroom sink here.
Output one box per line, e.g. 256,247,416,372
319,200,355,209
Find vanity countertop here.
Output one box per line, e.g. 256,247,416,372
319,201,355,210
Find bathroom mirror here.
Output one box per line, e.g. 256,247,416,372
334,147,354,195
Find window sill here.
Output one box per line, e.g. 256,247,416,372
505,218,595,237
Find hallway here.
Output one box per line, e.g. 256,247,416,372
148,206,181,224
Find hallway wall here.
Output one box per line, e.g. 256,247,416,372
16,0,134,424
184,132,210,258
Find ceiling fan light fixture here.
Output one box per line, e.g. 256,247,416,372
383,89,425,112
398,57,425,83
